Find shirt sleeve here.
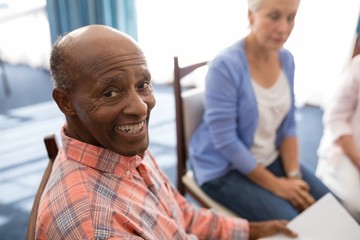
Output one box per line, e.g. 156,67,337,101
275,50,297,146
154,159,250,240
174,186,250,240
324,56,360,141
204,55,258,174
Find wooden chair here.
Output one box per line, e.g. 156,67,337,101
173,56,237,217
26,134,59,240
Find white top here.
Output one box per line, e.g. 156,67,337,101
316,55,360,222
318,55,360,158
250,70,291,166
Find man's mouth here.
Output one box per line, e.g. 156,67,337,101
117,121,144,134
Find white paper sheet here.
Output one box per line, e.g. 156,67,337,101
259,193,360,240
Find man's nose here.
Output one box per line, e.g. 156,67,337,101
123,91,148,116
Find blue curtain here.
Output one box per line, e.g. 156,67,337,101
46,0,137,43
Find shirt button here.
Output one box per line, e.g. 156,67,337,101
125,170,131,176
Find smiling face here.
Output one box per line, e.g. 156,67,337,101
53,25,156,157
248,0,300,50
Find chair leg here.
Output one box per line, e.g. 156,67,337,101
0,59,10,95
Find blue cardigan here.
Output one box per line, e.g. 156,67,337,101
189,39,297,186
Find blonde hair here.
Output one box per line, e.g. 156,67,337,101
248,0,263,11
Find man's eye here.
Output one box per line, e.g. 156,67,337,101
138,81,152,90
104,90,119,97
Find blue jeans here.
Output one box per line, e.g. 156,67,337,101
201,157,335,221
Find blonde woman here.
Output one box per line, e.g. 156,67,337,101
189,0,335,221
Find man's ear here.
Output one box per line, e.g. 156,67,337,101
53,88,76,116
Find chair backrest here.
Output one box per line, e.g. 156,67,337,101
173,57,237,217
26,134,59,240
173,56,208,195
182,88,205,149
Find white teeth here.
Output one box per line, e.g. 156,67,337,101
117,122,144,134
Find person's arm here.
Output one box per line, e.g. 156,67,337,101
151,147,298,239
246,103,315,210
280,136,301,178
325,56,360,170
159,169,250,239
170,173,298,240
246,163,314,211
204,55,258,174
249,221,297,240
278,50,302,179
336,135,360,170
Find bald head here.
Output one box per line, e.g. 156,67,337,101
51,25,155,156
50,25,144,90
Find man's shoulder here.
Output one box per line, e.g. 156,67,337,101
36,168,95,238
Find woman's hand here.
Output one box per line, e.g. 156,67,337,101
247,164,315,212
249,220,297,240
273,177,315,212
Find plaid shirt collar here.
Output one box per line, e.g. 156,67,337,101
61,126,143,176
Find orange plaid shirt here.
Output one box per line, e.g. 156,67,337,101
36,127,249,239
